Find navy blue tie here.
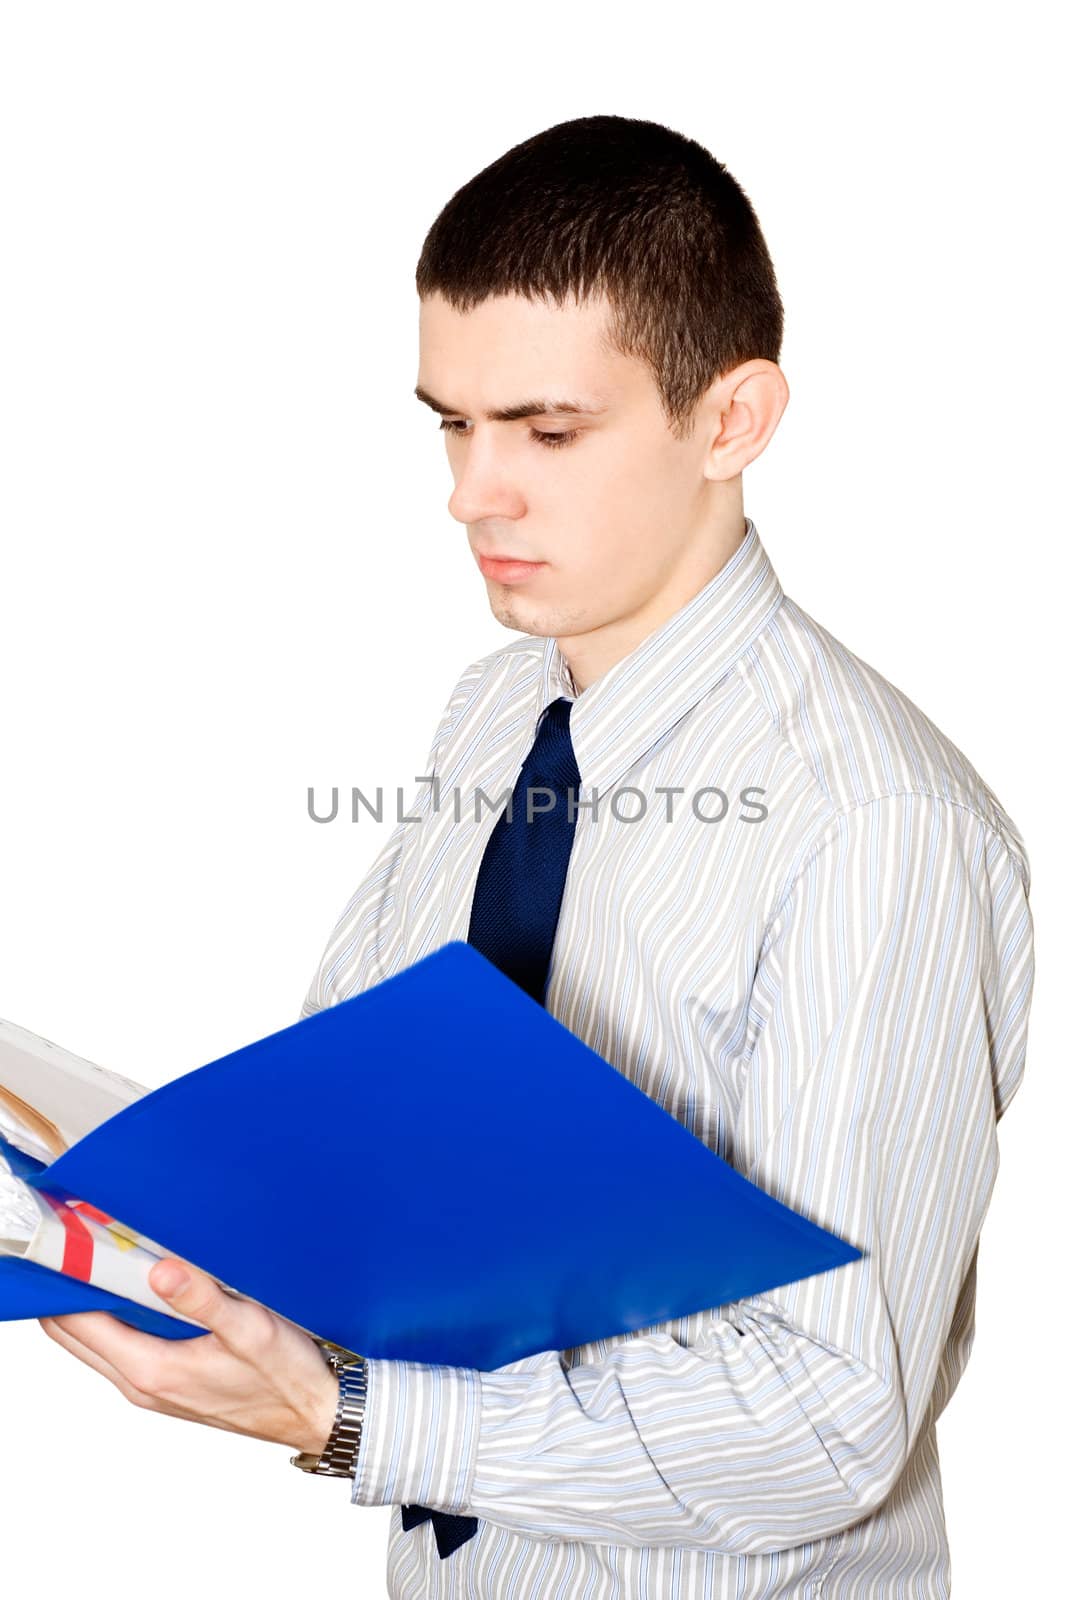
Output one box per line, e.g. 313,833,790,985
401,696,581,1559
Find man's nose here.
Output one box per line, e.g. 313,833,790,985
447,432,525,525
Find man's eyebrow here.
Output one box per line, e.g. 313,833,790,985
414,385,608,421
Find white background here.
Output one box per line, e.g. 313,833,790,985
0,4,1061,1596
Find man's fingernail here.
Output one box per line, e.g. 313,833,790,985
154,1265,189,1297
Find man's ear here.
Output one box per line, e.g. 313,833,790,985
701,359,790,480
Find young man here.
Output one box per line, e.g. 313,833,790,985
42,116,1033,1599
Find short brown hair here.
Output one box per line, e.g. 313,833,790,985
415,114,784,439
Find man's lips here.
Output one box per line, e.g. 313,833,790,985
476,553,547,583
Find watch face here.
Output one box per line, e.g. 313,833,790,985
319,1340,364,1367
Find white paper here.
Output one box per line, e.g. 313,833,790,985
0,1017,148,1155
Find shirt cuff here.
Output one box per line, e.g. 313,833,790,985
350,1355,483,1513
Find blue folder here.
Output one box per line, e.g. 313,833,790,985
1,941,862,1368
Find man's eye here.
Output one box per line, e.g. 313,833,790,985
437,419,579,450
528,428,579,449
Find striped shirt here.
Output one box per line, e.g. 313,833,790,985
300,517,1034,1599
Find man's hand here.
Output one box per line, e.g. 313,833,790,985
37,1257,340,1456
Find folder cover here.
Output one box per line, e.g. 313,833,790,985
2,940,862,1369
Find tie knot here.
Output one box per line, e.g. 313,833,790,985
537,694,572,734
529,696,581,789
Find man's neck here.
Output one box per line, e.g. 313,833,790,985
558,514,748,694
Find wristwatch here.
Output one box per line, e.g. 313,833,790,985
290,1343,368,1479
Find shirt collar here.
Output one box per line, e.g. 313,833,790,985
539,517,784,795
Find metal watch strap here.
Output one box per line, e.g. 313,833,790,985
290,1353,368,1478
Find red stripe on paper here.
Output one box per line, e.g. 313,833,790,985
41,1193,95,1282
67,1199,114,1226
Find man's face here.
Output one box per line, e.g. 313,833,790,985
416,289,726,646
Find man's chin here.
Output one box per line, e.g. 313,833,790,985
485,589,554,636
